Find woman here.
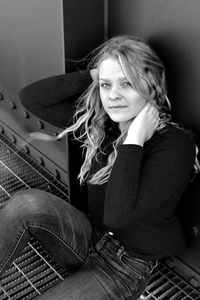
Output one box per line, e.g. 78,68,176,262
0,35,197,299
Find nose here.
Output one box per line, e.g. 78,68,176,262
109,86,121,101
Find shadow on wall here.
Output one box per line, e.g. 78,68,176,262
149,29,200,132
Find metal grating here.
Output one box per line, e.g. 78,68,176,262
0,133,200,299
0,134,69,204
140,263,200,300
0,238,69,300
0,133,70,299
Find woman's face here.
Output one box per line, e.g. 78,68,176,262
99,57,147,130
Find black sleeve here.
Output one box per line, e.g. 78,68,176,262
19,70,92,128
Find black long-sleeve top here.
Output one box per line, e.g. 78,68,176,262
20,71,196,260
88,125,195,260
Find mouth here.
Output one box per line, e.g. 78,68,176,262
109,106,127,109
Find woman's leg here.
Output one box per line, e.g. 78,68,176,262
35,233,153,300
0,189,92,276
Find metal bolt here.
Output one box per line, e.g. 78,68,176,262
46,184,51,192
0,125,4,133
165,258,175,269
191,225,200,237
24,146,30,154
11,135,16,144
190,276,200,288
10,101,16,109
38,157,45,167
52,132,61,141
0,92,4,100
36,120,44,129
53,169,60,180
23,110,30,119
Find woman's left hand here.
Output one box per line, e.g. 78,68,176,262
123,103,160,146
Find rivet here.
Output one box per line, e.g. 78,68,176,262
24,146,30,154
0,92,4,100
52,132,58,137
38,157,45,167
53,169,60,180
36,120,44,129
10,101,16,109
0,125,4,133
52,132,61,141
165,258,175,268
11,135,16,144
191,225,200,237
46,184,51,192
23,110,30,119
190,276,200,288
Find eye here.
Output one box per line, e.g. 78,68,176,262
100,82,111,88
122,81,132,87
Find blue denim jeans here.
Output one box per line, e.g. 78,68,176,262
0,189,155,299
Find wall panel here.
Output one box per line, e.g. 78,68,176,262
108,0,200,130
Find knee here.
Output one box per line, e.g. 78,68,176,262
3,189,51,219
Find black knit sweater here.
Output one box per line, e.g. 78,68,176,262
88,125,195,260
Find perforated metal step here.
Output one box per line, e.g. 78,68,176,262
0,133,199,300
0,238,68,300
0,134,69,299
141,263,200,300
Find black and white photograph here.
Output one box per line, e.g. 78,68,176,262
0,0,200,299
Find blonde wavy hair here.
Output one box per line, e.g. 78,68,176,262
58,35,190,185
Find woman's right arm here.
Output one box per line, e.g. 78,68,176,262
19,70,91,127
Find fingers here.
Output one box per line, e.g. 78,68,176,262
140,102,160,120
140,103,160,135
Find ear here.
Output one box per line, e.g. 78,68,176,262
90,68,98,81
